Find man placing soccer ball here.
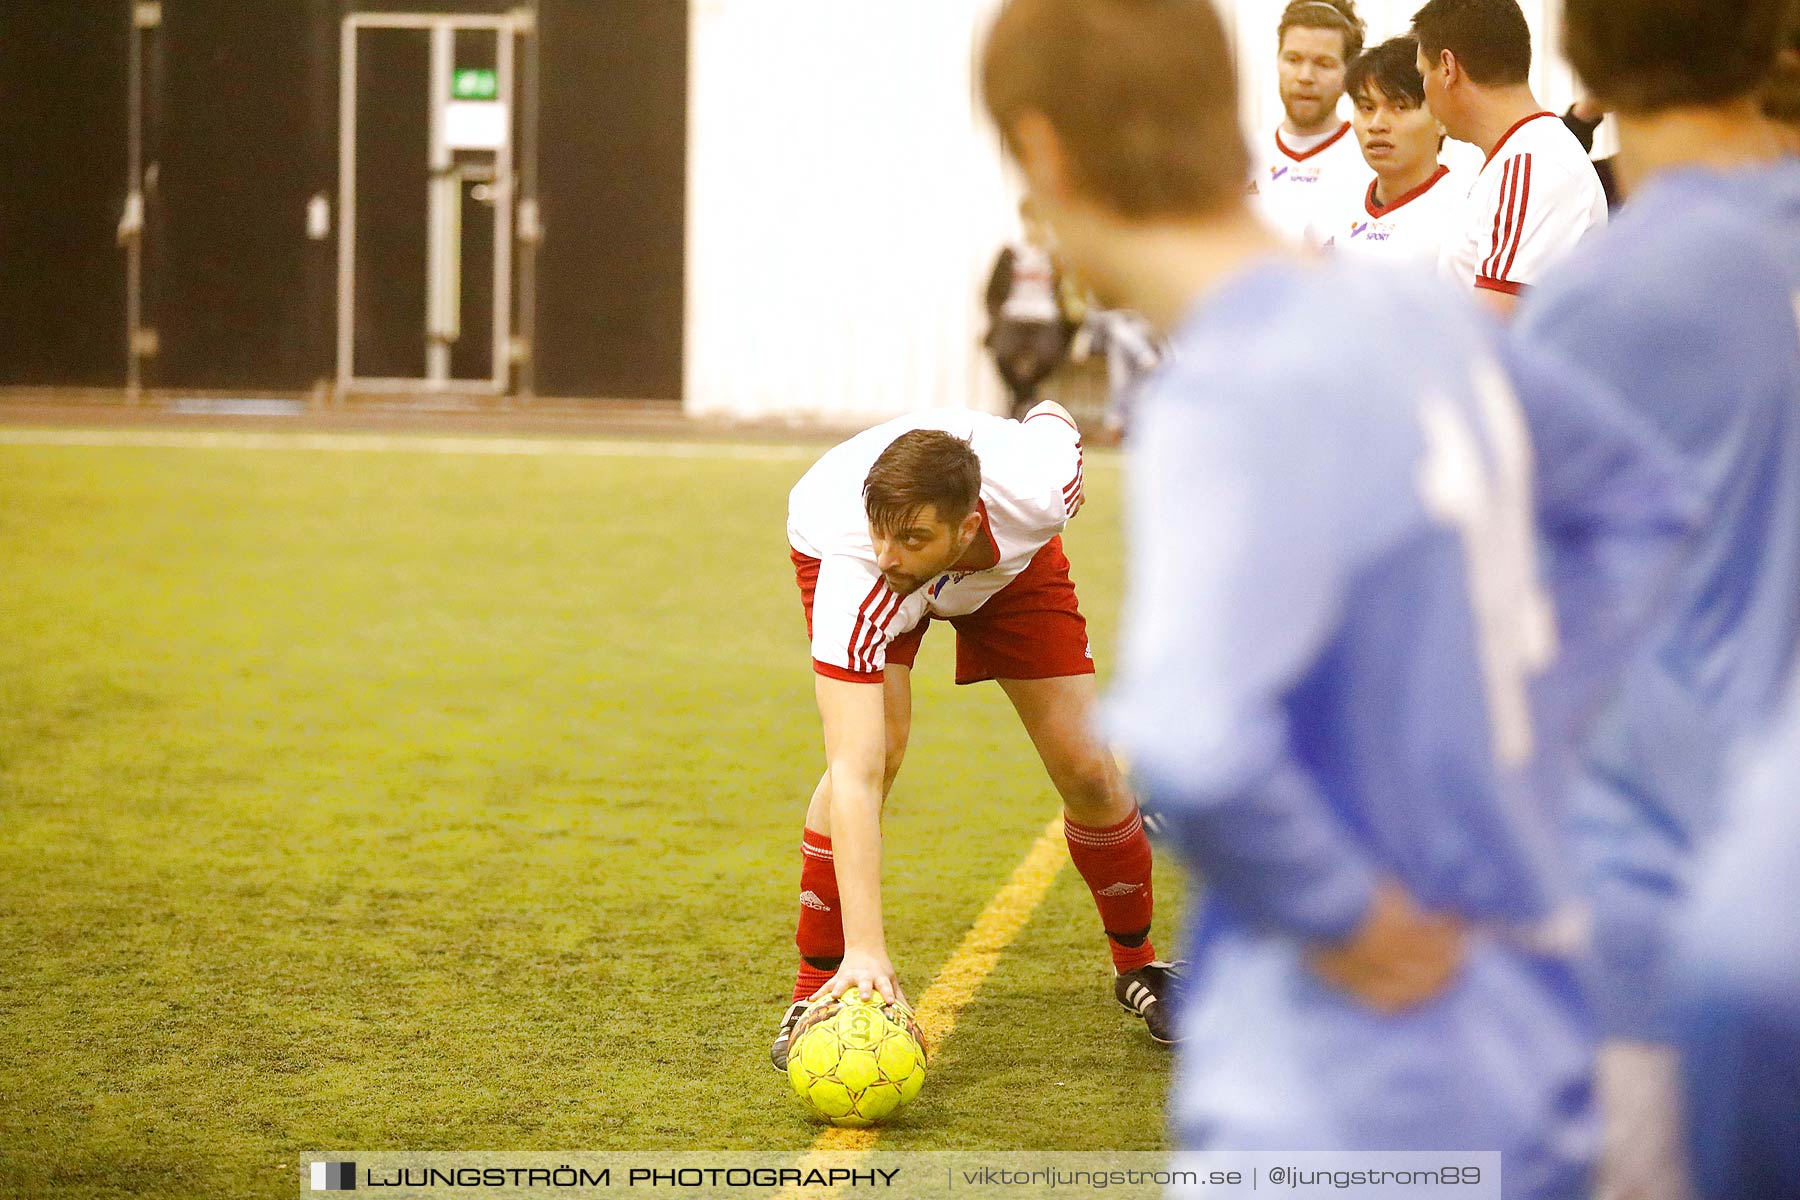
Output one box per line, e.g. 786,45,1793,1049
773,403,1179,1070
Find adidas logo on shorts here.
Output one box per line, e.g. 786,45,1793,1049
1097,881,1144,897
799,890,832,912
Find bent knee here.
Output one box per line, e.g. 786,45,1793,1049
1052,754,1123,821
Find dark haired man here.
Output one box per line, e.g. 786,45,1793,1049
981,0,1691,1189
1308,36,1463,268
1412,0,1607,313
1250,0,1371,244
773,403,1179,1069
1513,1,1800,1196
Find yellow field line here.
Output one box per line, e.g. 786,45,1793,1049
909,815,1070,1053
776,815,1069,1195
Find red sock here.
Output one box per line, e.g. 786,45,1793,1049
792,828,843,1001
1064,808,1158,973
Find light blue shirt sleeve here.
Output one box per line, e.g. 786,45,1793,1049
1501,338,1702,728
1103,378,1381,942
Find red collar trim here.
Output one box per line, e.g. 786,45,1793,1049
1365,165,1452,217
950,499,1001,573
1484,111,1557,168
1276,121,1352,162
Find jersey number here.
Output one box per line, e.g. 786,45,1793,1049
1416,364,1558,768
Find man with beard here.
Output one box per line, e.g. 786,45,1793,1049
1249,0,1370,244
770,403,1181,1070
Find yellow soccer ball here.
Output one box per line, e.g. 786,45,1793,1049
786,990,927,1127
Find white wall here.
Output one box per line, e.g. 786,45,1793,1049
684,0,1597,424
685,0,1011,424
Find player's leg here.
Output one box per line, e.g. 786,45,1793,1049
988,321,1035,414
952,536,1180,1041
1008,322,1071,419
998,674,1151,941
997,672,1181,1042
996,673,1129,825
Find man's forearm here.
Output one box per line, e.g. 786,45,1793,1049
828,763,887,955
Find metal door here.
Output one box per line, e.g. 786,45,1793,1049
337,13,523,395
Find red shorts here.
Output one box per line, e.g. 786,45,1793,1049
791,537,1094,685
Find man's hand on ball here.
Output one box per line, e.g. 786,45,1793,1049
813,947,908,1008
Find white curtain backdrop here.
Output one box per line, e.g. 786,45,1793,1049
685,0,1012,424
683,0,1596,423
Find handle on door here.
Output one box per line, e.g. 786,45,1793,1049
427,172,462,344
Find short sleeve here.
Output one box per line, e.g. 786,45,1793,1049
810,555,907,683
1016,408,1086,523
1475,155,1606,295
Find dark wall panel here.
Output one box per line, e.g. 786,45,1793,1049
157,0,319,390
0,1,129,387
537,0,687,401
0,0,688,398
347,26,431,381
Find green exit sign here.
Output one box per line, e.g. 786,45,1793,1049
452,68,497,100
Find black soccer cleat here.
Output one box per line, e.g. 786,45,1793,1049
770,1000,811,1073
1114,960,1186,1045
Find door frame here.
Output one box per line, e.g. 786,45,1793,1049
336,11,522,396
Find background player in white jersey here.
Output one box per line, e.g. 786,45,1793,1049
1308,36,1464,268
1413,0,1608,313
1516,0,1800,1195
984,200,1078,419
772,406,1180,1070
1249,1,1371,244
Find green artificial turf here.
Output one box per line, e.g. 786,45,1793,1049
0,435,1184,1198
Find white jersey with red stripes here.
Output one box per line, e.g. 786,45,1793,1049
1306,164,1465,270
787,409,1084,680
1440,112,1608,296
1248,121,1372,246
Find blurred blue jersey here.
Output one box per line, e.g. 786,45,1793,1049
1516,159,1800,1041
1671,670,1800,1200
1105,257,1688,1200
